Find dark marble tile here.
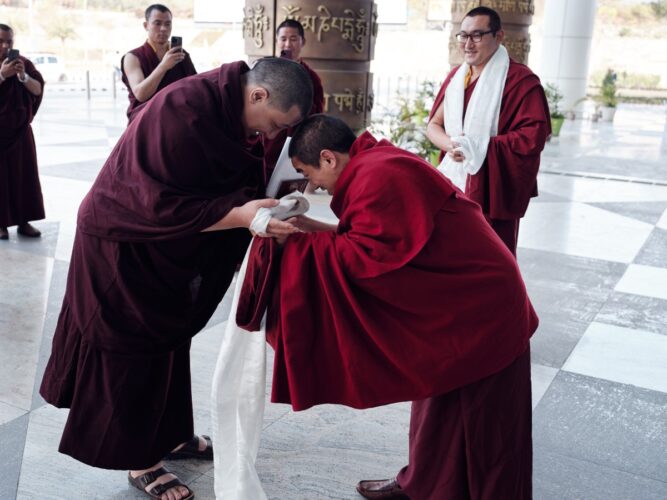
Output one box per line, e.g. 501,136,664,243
40,159,105,182
533,372,667,482
0,221,59,259
517,249,627,368
634,228,667,267
588,201,667,225
596,292,667,336
0,413,29,500
535,448,667,500
31,260,72,410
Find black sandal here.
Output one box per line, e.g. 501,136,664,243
128,466,194,499
165,434,213,461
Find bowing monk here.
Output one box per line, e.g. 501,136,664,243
427,6,550,255
0,24,45,240
121,4,197,122
40,57,313,500
261,19,325,180
238,114,538,499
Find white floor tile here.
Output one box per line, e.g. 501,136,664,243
0,401,27,426
519,202,653,263
615,264,667,301
657,208,667,230
538,175,667,203
562,322,667,393
531,363,559,409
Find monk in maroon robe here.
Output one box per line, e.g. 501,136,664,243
237,114,538,499
39,58,313,500
0,24,45,240
261,19,325,180
121,4,197,122
427,7,550,255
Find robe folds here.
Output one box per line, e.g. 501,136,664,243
121,41,197,122
40,61,264,469
238,132,538,411
430,60,551,221
0,57,45,227
260,60,324,177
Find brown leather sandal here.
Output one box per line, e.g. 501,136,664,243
165,434,213,461
128,466,194,500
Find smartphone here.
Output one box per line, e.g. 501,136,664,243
7,49,19,61
170,36,182,51
279,49,292,59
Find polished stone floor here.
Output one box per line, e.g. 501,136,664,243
1,89,666,500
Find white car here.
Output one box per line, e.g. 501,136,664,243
27,53,67,82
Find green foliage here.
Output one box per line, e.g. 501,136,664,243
599,69,618,107
590,69,661,89
544,83,564,119
650,0,667,17
373,80,441,165
44,16,77,44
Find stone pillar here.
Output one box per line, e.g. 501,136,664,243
449,0,535,67
243,0,378,130
540,0,597,116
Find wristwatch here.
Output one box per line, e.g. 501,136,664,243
18,72,30,83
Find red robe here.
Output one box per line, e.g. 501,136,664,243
238,132,538,411
121,41,197,122
40,62,264,470
260,60,324,180
430,60,550,222
0,57,45,227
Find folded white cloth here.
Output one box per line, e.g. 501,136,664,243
249,191,310,235
437,45,510,190
211,247,269,500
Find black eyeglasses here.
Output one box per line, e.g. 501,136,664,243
455,30,496,43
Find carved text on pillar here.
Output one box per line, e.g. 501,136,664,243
243,5,270,48
281,4,372,53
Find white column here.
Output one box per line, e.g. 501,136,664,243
540,0,597,117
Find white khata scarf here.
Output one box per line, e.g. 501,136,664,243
437,44,510,190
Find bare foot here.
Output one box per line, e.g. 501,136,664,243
129,462,192,500
172,435,207,453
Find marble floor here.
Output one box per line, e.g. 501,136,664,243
1,89,666,500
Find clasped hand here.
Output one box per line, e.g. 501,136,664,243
240,199,299,238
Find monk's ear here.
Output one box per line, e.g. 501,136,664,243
319,149,336,169
143,20,148,31
249,87,269,104
494,30,505,43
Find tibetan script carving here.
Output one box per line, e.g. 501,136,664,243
282,4,371,53
243,5,270,48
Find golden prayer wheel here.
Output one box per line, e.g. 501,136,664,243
243,0,378,130
449,0,534,66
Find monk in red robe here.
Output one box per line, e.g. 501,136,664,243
427,6,550,255
121,4,197,122
0,24,45,240
261,19,325,180
39,58,313,500
237,114,538,500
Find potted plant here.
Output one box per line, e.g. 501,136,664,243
598,69,617,121
544,83,565,137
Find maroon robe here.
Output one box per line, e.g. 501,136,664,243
238,132,538,411
261,60,324,180
40,61,264,470
121,41,197,122
0,57,45,227
430,60,550,253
